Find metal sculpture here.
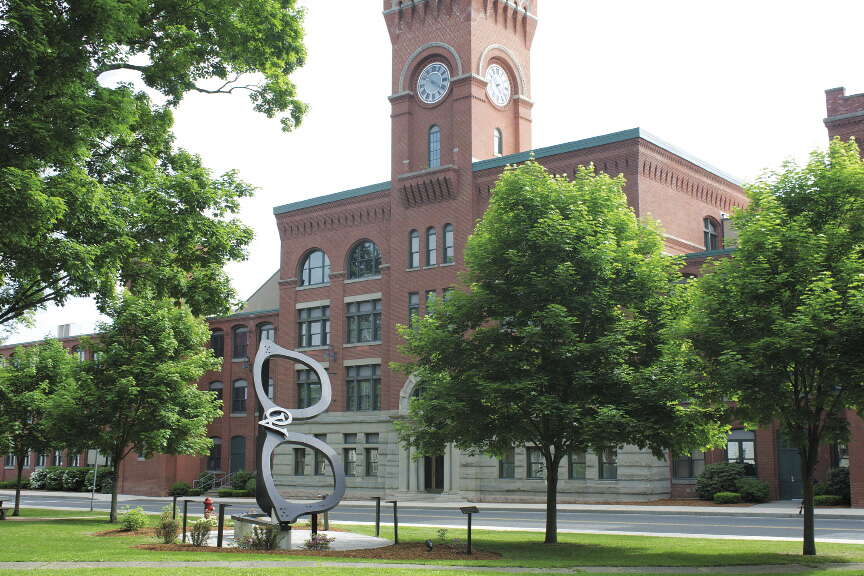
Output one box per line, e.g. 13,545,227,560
253,340,346,524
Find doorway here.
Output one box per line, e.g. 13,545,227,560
424,454,445,493
778,432,803,500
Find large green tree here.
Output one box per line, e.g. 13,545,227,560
0,340,79,516
397,161,727,543
682,140,864,556
0,0,307,328
54,293,222,522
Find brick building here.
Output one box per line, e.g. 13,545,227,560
3,2,864,505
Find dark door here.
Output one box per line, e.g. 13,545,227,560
230,435,246,474
424,455,445,492
778,432,803,499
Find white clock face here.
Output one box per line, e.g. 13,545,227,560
485,64,512,107
417,62,451,104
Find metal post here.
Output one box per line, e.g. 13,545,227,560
387,500,398,544
311,513,318,536
172,495,178,520
182,500,189,544
372,496,381,537
217,503,230,548
89,461,99,512
467,512,473,555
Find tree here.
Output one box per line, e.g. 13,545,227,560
54,293,222,522
0,340,79,516
681,140,864,556
397,161,727,543
1,0,307,327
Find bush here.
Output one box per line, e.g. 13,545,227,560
169,482,191,497
44,467,65,491
735,477,770,503
231,470,255,491
696,462,747,500
303,533,335,551
154,507,178,544
188,488,204,497
120,507,148,532
713,491,742,504
189,518,214,547
84,469,114,494
823,468,851,504
814,494,843,506
0,479,29,489
62,468,89,492
244,477,256,496
236,526,277,550
217,488,251,498
28,468,47,489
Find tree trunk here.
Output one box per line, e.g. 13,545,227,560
800,438,819,556
110,449,123,523
13,455,24,517
544,452,561,544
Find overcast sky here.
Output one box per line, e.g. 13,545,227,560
9,0,864,345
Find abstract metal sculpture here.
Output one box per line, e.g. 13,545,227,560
253,340,346,524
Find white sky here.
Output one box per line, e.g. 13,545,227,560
9,0,864,345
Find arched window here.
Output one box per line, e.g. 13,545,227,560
300,249,330,287
297,369,322,409
428,125,441,169
703,217,720,251
426,227,437,266
494,128,503,156
348,240,382,280
232,326,248,360
257,323,275,344
207,437,222,471
443,224,454,264
209,381,223,403
409,230,420,269
210,330,225,358
231,379,247,414
230,436,246,473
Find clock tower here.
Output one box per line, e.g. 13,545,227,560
384,0,537,186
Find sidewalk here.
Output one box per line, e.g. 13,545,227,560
5,489,864,520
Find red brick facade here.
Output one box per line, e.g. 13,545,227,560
825,87,864,148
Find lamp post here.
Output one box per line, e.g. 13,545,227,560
459,506,479,555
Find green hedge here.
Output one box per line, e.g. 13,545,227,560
0,479,29,489
27,467,113,493
696,462,747,500
735,477,770,503
713,491,742,504
814,494,843,506
217,489,252,498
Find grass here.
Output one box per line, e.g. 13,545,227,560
2,509,864,570
0,571,863,576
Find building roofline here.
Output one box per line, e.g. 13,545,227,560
684,247,735,259
273,181,391,215
825,110,864,124
208,308,280,323
0,333,98,350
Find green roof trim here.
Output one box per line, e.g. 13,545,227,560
273,181,391,215
209,308,280,322
473,128,743,187
684,247,735,259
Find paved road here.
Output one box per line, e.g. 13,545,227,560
10,493,864,543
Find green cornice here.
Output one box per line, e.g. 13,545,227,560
684,248,735,259
273,181,391,215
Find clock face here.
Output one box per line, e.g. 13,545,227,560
417,62,451,105
485,64,512,107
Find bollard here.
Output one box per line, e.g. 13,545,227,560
459,506,479,555
217,503,231,548
182,500,189,543
372,496,382,537
311,513,318,536
386,499,398,544
172,495,178,520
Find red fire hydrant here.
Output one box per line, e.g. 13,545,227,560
203,497,214,519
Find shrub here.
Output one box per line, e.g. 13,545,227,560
28,468,47,489
244,477,256,496
84,469,114,494
120,507,148,532
217,488,251,498
696,462,746,500
188,488,204,497
154,507,178,544
62,468,89,492
44,467,65,491
190,518,214,547
0,479,29,489
735,477,770,503
814,494,843,506
231,470,255,491
169,482,191,497
823,468,851,504
714,491,742,504
303,533,335,551
236,526,277,550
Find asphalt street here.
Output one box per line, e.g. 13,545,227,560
9,493,864,543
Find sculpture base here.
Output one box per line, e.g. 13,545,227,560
232,513,293,550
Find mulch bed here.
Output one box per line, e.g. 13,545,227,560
135,542,501,561
94,527,158,537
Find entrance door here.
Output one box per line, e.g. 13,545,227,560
778,433,803,499
424,455,445,493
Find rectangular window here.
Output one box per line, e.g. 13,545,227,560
4,454,14,468
568,450,586,480
444,225,455,263
71,453,80,467
672,451,705,479
22,453,30,468
297,369,322,409
443,287,455,302
232,381,248,414
344,448,357,477
833,443,849,469
598,448,618,480
294,448,306,476
37,453,47,468
53,450,63,467
210,331,225,358
726,430,756,474
346,365,381,411
365,448,379,477
346,300,382,344
526,447,544,479
425,290,437,315
429,127,441,169
409,232,420,269
499,447,515,479
232,328,248,360
314,434,328,476
408,293,420,328
298,306,330,348
366,433,380,444
343,433,358,445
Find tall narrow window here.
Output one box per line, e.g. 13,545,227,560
294,448,306,476
598,448,618,480
425,290,437,316
408,293,420,328
210,330,225,358
428,125,441,169
230,436,246,473
499,447,516,479
346,299,382,344
209,381,223,403
300,250,331,286
568,450,587,480
409,230,420,268
297,369,322,409
208,438,222,471
231,380,248,414
443,224,454,264
344,448,357,476
494,128,503,156
526,447,544,479
346,364,381,411
257,323,275,344
232,326,248,360
426,227,437,266
298,306,330,348
348,241,382,280
365,448,379,477
37,452,47,468
314,434,328,476
704,217,720,251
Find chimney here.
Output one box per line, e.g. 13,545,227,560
57,324,72,339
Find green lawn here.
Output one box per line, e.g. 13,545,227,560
0,571,863,576
2,509,864,569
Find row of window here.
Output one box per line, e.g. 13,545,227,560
498,448,618,481
210,323,275,361
4,450,81,469
408,225,454,268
